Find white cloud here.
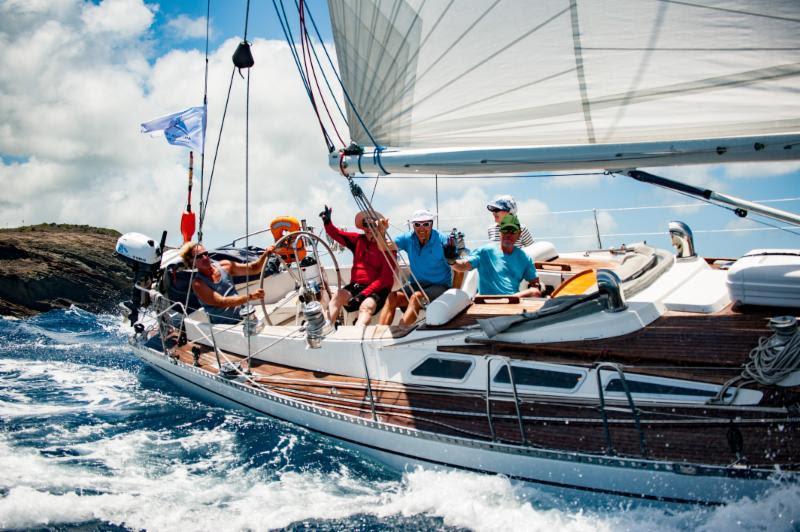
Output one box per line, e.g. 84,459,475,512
0,0,350,248
81,0,155,39
166,14,209,41
722,161,800,179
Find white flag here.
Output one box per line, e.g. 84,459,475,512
140,106,206,152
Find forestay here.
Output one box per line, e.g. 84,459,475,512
328,0,800,173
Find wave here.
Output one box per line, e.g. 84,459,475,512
1,310,798,531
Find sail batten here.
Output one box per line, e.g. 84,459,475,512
328,0,800,163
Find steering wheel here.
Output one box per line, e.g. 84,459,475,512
258,230,343,324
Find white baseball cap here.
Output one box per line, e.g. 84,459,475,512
408,209,437,223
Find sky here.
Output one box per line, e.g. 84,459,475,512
0,0,798,259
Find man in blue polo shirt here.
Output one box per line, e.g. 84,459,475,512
451,214,541,297
379,209,453,326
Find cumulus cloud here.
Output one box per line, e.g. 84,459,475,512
166,14,209,41
81,0,155,39
0,0,348,248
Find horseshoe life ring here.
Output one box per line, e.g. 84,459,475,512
269,216,307,264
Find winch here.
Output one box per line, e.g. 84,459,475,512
303,301,326,349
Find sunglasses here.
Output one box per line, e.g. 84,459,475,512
413,221,432,228
194,251,210,260
500,228,518,235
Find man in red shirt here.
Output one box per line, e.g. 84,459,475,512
320,205,395,327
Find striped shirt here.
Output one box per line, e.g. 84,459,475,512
487,224,534,248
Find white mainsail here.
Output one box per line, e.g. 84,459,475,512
328,0,800,174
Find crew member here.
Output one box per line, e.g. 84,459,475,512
180,242,275,324
320,205,394,327
379,209,452,327
451,214,541,297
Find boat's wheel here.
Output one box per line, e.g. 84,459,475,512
258,230,343,324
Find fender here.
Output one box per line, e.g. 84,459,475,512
269,216,307,264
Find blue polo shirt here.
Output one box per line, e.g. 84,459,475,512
468,244,537,295
395,229,452,287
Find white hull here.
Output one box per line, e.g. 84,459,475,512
133,342,784,505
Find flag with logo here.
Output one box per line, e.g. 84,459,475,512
140,106,206,152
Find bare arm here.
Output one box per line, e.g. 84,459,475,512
450,259,474,273
229,245,275,277
515,278,542,298
192,279,264,308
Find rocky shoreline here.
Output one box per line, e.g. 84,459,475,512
0,224,131,318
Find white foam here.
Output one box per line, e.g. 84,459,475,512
2,427,797,532
0,358,163,418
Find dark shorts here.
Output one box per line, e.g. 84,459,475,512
342,283,390,312
399,282,449,302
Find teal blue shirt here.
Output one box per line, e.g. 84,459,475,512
468,245,537,295
395,229,452,287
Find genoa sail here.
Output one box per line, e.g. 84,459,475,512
328,0,800,174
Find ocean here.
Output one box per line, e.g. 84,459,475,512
0,308,798,531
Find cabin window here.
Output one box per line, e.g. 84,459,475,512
411,357,473,380
493,365,582,390
605,378,719,398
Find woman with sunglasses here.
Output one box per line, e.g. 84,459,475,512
179,241,275,324
379,209,453,327
486,195,534,248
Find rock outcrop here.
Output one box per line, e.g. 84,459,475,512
0,224,131,317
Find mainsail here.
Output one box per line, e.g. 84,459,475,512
328,0,800,174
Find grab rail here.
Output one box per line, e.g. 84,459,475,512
485,356,526,445
595,362,648,457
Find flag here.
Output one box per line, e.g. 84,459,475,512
140,106,206,152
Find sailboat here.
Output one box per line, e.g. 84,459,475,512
118,1,800,504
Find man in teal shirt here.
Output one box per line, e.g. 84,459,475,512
451,214,541,297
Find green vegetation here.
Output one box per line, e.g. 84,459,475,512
0,223,121,236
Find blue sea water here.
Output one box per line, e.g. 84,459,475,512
0,308,798,531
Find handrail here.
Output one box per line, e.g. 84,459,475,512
595,362,648,457
485,355,526,445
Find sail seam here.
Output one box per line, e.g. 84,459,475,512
569,0,596,144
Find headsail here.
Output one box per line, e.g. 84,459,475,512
328,0,800,174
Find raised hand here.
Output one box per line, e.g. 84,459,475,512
319,205,333,224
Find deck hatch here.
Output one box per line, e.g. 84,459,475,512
494,366,582,390
411,357,473,380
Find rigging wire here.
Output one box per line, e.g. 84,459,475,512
274,0,334,152
199,66,237,229
289,0,382,150
198,0,211,243
245,64,253,368
291,0,349,127
299,0,345,146
610,171,800,238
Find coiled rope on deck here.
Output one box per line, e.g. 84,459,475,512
712,322,800,404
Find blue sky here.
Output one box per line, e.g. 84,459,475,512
0,0,798,258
